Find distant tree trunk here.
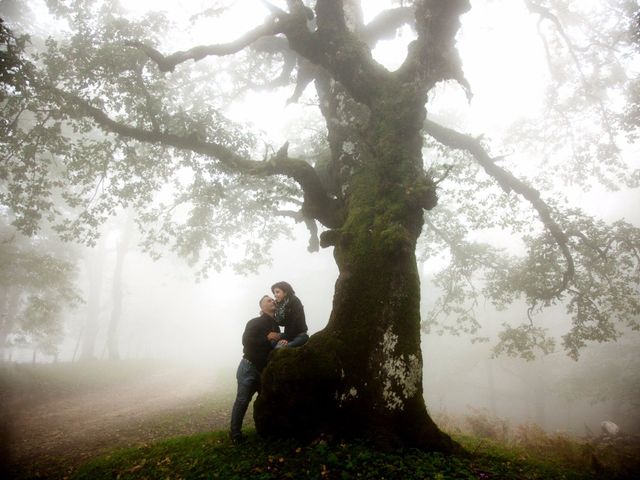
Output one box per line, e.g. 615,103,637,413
524,362,547,428
72,326,83,362
486,360,498,417
533,384,546,428
106,216,133,360
566,399,574,433
79,241,106,361
255,88,456,451
0,288,21,361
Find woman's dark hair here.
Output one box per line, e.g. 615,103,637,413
271,281,295,296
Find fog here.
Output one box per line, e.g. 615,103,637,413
1,1,639,465
52,222,339,368
6,202,639,436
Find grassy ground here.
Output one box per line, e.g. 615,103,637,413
1,360,233,479
70,429,622,480
3,361,639,479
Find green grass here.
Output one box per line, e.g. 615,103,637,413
70,430,610,480
4,362,638,479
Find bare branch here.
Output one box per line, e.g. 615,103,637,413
126,17,284,72
524,0,618,144
261,0,287,17
303,216,320,252
53,88,343,228
424,118,575,299
362,7,414,47
432,164,455,186
287,58,318,104
275,209,320,252
281,0,390,106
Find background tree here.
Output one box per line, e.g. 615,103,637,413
105,212,133,361
1,0,638,449
78,237,106,361
555,334,640,433
0,218,82,361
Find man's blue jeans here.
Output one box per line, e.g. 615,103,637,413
230,357,261,438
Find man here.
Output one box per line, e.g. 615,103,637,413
229,295,281,444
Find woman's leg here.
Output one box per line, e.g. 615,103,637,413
285,332,309,348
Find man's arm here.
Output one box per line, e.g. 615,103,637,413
242,319,271,349
266,331,281,342
242,318,279,348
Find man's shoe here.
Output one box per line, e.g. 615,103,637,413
230,432,246,445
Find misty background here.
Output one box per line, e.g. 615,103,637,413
1,0,639,445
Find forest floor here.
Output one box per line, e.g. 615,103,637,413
1,360,237,479
2,360,639,479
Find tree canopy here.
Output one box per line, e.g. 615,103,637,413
3,0,640,448
1,0,640,356
1,1,639,358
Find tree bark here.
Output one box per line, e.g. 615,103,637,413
255,97,455,451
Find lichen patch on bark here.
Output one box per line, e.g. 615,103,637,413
380,326,421,411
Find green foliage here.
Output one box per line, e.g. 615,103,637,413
4,361,639,479
421,130,640,359
70,430,609,480
554,337,640,414
504,0,640,190
1,3,298,273
0,221,82,353
418,1,640,358
493,324,556,361
1,0,639,358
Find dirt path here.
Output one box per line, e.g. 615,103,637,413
3,366,237,479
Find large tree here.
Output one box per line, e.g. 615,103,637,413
1,0,638,449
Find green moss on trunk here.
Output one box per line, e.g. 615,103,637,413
255,102,452,451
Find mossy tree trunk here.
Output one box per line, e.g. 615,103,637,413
254,0,471,449
255,88,455,450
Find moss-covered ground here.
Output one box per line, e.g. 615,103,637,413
69,429,639,480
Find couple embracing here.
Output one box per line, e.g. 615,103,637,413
229,281,309,443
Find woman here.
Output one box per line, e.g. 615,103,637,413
271,281,309,348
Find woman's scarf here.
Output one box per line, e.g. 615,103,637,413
275,296,290,325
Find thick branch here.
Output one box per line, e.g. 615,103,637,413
126,17,284,72
55,89,343,228
398,0,471,97
424,118,575,299
139,0,390,107
279,0,390,106
275,209,320,252
362,7,414,46
287,58,318,104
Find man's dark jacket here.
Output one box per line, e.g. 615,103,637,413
242,313,280,372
